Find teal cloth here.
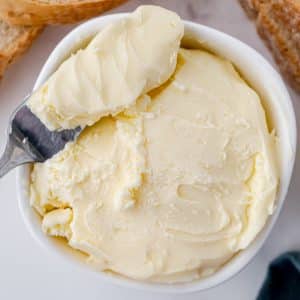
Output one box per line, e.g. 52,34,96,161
257,252,300,300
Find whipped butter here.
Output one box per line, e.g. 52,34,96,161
27,6,183,130
29,6,278,283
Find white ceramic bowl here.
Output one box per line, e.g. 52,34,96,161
17,13,297,293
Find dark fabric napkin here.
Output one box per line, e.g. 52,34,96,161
257,252,300,300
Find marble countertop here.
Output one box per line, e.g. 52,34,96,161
0,1,299,299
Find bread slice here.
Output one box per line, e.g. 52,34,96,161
0,0,128,25
0,18,43,78
240,0,300,92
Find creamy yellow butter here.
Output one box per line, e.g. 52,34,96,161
30,47,278,282
27,5,184,130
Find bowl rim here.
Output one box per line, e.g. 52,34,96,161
16,13,297,293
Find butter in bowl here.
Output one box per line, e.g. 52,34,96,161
16,5,296,293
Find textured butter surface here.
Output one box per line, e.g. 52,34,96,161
30,48,278,283
27,5,184,130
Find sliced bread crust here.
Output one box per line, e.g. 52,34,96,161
0,19,43,78
239,0,260,18
0,0,128,25
240,0,300,93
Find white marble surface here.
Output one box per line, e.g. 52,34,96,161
0,1,299,299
